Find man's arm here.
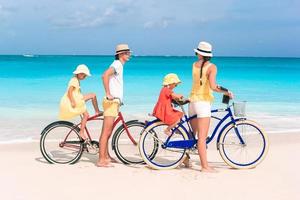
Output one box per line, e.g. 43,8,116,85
102,67,115,99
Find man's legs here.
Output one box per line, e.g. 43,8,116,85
97,116,115,167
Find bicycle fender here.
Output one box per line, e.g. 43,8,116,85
111,120,144,150
124,119,139,124
40,121,76,135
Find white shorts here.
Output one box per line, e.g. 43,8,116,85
188,101,211,118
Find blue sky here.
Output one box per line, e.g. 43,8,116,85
0,0,299,57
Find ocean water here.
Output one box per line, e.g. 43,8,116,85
0,55,300,142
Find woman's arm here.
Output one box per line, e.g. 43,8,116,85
208,65,233,98
67,86,76,108
102,67,115,99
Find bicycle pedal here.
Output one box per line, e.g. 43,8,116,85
83,146,89,152
87,146,98,155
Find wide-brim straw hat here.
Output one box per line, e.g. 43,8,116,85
73,64,91,76
194,41,213,57
115,44,132,55
163,73,181,86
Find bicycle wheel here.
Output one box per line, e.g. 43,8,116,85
112,121,148,164
40,121,84,164
139,121,189,170
218,120,269,169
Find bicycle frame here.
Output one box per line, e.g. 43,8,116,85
145,104,247,150
61,112,138,148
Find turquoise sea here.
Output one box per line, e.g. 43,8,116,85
0,55,300,142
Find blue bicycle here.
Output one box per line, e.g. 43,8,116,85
138,98,269,170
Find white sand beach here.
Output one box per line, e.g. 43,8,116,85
0,132,299,200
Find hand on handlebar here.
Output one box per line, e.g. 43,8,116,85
106,94,114,100
105,95,123,105
227,91,234,99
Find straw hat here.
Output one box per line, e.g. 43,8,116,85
194,41,213,57
115,44,132,55
73,64,91,76
163,73,181,86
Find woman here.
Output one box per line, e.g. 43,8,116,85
189,41,233,172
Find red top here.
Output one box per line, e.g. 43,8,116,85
152,87,183,125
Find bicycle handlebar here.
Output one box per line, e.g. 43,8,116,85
171,98,190,106
106,97,123,105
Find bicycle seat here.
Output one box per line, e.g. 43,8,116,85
172,98,190,106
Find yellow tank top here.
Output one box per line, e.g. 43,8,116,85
189,62,214,102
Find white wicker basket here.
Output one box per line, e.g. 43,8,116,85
233,101,246,117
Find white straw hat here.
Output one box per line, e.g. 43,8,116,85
194,41,213,57
115,44,132,55
73,64,91,76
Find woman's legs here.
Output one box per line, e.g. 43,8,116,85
83,93,101,114
190,118,198,135
196,117,215,172
188,103,198,135
80,111,89,140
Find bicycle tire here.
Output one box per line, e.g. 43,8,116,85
112,121,153,164
218,120,269,169
139,121,189,170
40,121,84,164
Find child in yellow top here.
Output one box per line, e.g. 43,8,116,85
59,64,101,141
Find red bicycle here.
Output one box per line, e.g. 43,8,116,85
40,111,150,164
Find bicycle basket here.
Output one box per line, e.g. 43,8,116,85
233,101,246,117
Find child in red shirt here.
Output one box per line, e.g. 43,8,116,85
153,73,184,135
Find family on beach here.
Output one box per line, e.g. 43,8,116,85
58,41,233,172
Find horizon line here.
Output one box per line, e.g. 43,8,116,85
0,54,299,59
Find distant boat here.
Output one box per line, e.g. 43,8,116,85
23,54,34,57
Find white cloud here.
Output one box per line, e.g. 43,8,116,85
23,0,236,29
50,0,136,28
144,18,173,29
0,4,9,18
52,10,113,28
0,3,16,26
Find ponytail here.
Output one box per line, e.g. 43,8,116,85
199,56,211,85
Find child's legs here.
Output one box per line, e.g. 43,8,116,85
80,111,89,139
165,112,183,132
83,93,100,113
196,117,211,169
165,120,180,132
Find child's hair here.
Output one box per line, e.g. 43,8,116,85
115,54,119,60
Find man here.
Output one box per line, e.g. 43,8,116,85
97,44,131,167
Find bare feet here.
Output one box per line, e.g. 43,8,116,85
200,166,218,173
106,157,118,163
164,129,172,136
182,156,191,168
96,160,114,168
